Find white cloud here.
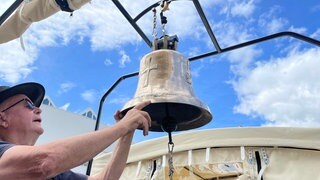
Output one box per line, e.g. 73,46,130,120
288,26,307,35
163,2,202,38
258,6,288,34
218,0,257,18
0,1,15,17
230,0,255,18
186,47,201,58
227,47,262,76
214,20,253,47
258,16,287,34
58,82,76,94
311,28,320,39
233,47,320,127
118,50,131,68
191,64,204,78
60,103,71,111
86,3,140,50
0,40,37,83
104,58,113,66
0,0,216,83
81,89,97,103
109,96,130,105
213,21,262,76
267,18,287,33
200,0,224,7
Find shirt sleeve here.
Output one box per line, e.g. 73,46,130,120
52,170,88,180
0,141,14,157
1,142,87,180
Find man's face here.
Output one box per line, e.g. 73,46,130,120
0,94,43,144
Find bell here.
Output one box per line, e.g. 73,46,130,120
121,49,212,132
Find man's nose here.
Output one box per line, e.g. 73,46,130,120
34,107,42,114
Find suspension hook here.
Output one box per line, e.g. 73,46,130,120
161,0,170,12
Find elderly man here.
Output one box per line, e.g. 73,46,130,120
0,82,151,179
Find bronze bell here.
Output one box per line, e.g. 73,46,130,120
121,49,212,132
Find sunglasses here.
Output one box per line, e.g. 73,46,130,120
1,98,36,112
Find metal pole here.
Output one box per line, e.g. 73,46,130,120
0,0,23,26
111,0,153,47
189,31,320,61
192,0,222,52
86,71,139,175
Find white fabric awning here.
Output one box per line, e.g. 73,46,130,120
97,127,320,164
91,127,320,179
0,0,90,44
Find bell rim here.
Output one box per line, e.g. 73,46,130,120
121,102,213,132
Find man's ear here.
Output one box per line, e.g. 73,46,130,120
0,112,8,128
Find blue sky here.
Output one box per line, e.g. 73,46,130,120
1,0,320,143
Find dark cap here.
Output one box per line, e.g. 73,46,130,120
0,82,45,107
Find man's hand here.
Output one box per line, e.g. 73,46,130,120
117,101,152,136
113,110,122,123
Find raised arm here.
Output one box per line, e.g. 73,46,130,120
0,101,151,179
90,102,151,180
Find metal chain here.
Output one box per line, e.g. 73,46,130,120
161,22,166,36
168,141,174,180
261,148,269,165
160,0,169,36
152,8,157,39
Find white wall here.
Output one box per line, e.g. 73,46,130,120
36,104,113,174
37,105,100,144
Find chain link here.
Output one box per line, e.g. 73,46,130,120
168,142,174,180
161,23,166,36
152,8,157,39
160,0,169,36
151,1,171,38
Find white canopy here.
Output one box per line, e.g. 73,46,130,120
0,0,90,44
92,127,320,179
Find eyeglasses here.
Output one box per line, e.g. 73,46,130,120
1,98,36,112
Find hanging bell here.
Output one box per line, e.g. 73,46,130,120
121,49,212,132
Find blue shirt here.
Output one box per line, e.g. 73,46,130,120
0,141,88,180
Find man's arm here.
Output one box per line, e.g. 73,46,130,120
0,101,151,179
90,132,134,180
90,110,136,180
